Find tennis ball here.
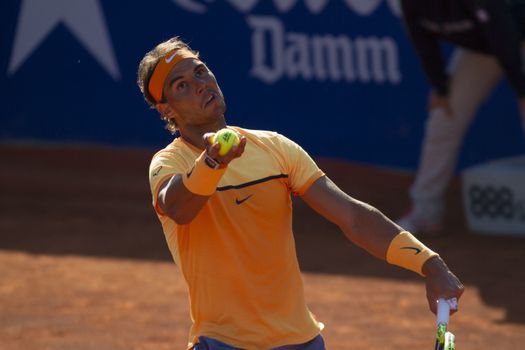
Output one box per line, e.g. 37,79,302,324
212,128,240,156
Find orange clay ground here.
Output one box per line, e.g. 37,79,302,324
1,144,524,349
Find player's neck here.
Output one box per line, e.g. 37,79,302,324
179,121,227,150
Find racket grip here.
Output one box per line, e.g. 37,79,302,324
436,298,450,325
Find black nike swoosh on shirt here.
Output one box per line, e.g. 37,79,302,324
235,194,253,205
401,246,422,255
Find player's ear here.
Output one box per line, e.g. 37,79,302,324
156,103,177,119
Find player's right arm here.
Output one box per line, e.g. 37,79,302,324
157,174,210,224
156,134,246,224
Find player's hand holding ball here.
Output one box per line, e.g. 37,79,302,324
212,128,240,156
204,128,246,167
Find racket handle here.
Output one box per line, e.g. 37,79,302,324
436,298,450,325
444,331,455,350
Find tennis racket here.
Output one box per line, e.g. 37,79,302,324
434,298,457,350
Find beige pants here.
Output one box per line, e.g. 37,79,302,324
409,45,525,220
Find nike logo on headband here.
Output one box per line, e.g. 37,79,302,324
165,52,177,64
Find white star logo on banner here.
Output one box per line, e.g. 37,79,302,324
8,0,120,80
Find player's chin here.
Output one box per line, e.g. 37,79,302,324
208,103,226,118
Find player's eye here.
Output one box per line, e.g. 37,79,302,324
176,81,188,90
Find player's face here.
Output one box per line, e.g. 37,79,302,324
161,58,226,128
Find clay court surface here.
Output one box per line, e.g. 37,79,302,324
1,144,524,349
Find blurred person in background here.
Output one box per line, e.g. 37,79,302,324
397,0,525,235
137,36,464,350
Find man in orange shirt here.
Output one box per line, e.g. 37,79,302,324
137,37,464,350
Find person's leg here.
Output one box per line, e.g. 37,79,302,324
399,48,503,234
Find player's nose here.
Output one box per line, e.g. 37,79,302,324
195,77,208,95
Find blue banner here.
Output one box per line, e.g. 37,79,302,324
1,0,524,169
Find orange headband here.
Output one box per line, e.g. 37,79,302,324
148,48,199,103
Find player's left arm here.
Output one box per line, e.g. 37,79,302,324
301,175,400,258
301,175,464,313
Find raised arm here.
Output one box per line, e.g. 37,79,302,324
157,133,246,224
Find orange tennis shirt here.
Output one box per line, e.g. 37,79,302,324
148,127,325,349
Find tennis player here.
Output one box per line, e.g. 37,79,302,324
137,36,464,350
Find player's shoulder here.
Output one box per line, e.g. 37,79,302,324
231,126,277,138
151,138,187,162
230,126,290,144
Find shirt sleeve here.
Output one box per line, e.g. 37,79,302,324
401,0,450,96
274,134,325,196
148,150,189,214
465,0,525,97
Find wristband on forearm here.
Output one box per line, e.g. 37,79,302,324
386,231,439,276
181,152,226,196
